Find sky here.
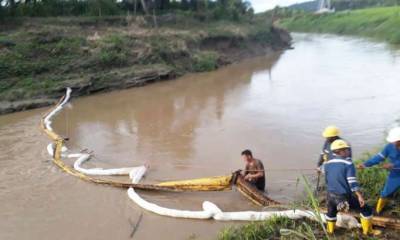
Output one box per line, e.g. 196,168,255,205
249,0,310,13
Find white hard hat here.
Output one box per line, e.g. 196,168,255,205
386,127,400,143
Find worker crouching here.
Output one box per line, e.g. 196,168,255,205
322,139,380,236
241,149,265,191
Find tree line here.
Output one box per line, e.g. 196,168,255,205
0,0,254,20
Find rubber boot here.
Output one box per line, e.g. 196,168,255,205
360,217,381,236
376,198,387,214
326,221,335,235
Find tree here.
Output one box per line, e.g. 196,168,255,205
0,0,255,19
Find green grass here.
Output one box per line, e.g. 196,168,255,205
218,216,315,240
193,51,219,72
0,32,85,80
217,163,400,240
0,15,283,103
0,16,286,101
218,176,330,240
280,6,400,44
356,151,400,216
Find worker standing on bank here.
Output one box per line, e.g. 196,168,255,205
241,149,265,191
358,127,400,214
318,125,352,167
322,139,380,236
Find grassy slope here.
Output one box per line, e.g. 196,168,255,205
356,153,400,216
218,217,324,240
218,151,400,240
280,6,400,44
218,7,400,240
217,217,376,240
0,15,288,111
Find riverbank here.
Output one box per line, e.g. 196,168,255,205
2,32,400,240
217,151,400,240
280,6,400,44
0,15,291,114
212,28,400,236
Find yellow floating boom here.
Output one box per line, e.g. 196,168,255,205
41,91,232,192
157,175,233,191
41,90,400,230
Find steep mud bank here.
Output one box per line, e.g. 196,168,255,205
0,17,291,114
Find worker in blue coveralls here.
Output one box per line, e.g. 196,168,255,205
322,139,380,236
317,125,352,167
358,127,400,215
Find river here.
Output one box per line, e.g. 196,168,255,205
1,33,400,240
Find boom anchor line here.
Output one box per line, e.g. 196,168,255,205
40,88,400,228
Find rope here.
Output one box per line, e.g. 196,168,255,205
62,141,315,173
61,140,318,172
65,104,69,138
63,138,400,172
357,167,400,170
59,96,398,173
64,139,398,172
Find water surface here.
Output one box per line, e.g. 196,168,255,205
1,33,400,240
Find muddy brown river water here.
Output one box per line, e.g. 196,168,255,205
1,34,400,240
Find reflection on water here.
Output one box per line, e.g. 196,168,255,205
55,52,281,177
1,33,400,240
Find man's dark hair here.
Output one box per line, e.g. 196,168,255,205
241,149,252,157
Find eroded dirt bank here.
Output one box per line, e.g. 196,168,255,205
2,34,400,240
0,16,291,114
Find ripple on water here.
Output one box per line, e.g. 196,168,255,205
1,34,400,240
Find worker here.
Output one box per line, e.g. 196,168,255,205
358,127,400,215
317,125,352,167
322,139,380,236
241,149,265,191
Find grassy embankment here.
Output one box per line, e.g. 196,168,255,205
280,6,400,44
218,6,400,240
0,15,290,114
218,152,400,240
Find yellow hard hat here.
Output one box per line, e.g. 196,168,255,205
322,125,340,138
330,139,349,151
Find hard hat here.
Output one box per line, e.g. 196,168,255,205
322,125,340,138
386,127,400,143
331,139,350,151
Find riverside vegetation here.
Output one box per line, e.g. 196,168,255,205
218,150,400,240
0,17,290,114
280,6,400,44
275,9,400,239
217,7,400,233
0,0,291,114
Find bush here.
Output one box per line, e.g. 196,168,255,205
356,154,400,215
99,49,127,66
250,28,273,43
0,0,255,20
193,51,218,72
389,31,400,44
97,34,130,67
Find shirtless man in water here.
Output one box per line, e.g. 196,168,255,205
241,149,265,191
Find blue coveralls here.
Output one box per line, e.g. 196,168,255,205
323,155,372,221
317,137,352,167
364,143,400,198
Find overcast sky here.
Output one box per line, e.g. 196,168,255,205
249,0,310,12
